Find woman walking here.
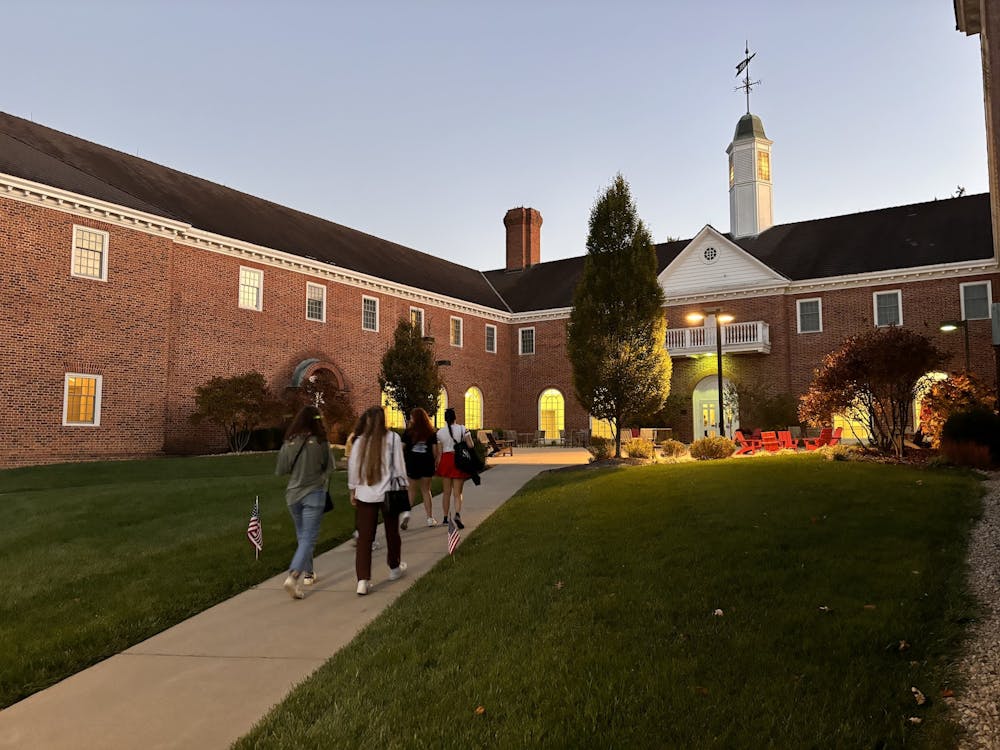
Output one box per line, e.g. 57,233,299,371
275,405,330,600
402,407,439,526
435,407,474,529
348,406,408,595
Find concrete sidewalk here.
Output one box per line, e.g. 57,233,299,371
0,448,590,750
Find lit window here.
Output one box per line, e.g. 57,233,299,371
485,324,497,354
539,389,565,441
450,316,463,347
71,226,109,281
520,327,535,355
436,388,448,428
728,153,734,187
464,387,483,430
873,290,901,327
961,281,991,320
797,298,822,333
410,307,424,335
757,151,770,181
63,373,102,426
590,415,614,440
306,283,326,322
381,390,406,429
362,296,379,332
239,267,263,310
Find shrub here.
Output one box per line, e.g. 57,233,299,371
819,443,855,462
690,436,736,460
626,437,654,459
940,439,993,469
941,408,1000,463
660,439,688,458
920,373,996,447
588,437,613,461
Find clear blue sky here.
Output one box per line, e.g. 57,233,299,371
3,1,987,270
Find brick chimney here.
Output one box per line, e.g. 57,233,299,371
503,207,542,271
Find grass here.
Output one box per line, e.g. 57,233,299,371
234,457,983,749
0,452,439,709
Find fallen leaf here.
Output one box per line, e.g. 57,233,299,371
693,686,709,695
864,604,877,610
899,640,910,651
908,717,923,725
819,605,831,613
941,688,954,698
911,687,927,705
554,581,564,590
713,609,724,617
475,706,486,715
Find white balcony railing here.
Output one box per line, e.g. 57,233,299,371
665,320,771,356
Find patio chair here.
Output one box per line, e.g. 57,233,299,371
484,430,514,457
777,430,797,450
733,430,759,456
802,427,834,451
760,431,782,452
826,427,843,447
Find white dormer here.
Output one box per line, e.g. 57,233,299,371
727,113,773,238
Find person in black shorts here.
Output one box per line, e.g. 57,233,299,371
402,407,439,527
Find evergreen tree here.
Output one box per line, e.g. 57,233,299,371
380,320,444,422
567,174,672,458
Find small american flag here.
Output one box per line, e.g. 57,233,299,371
247,496,263,558
447,518,461,555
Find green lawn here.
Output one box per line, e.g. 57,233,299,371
235,457,982,749
0,453,438,709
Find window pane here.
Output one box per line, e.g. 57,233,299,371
757,152,770,181
363,298,378,330
798,300,820,332
485,325,496,353
240,269,261,309
73,228,105,278
66,376,97,424
464,388,482,430
964,283,990,319
521,329,535,354
539,388,564,439
410,308,423,332
451,318,462,346
306,285,324,320
876,293,899,326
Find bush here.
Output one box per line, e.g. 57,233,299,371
660,439,688,458
588,437,613,461
941,408,1000,466
819,443,855,462
690,436,736,460
245,426,284,452
626,437,654,459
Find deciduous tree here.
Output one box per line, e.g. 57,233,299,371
567,174,672,458
379,320,444,422
190,371,279,453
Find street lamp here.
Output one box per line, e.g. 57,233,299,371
687,308,735,438
940,320,970,372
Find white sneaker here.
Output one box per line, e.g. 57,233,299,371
389,562,408,581
400,511,411,530
356,579,370,596
352,529,359,547
302,573,316,586
372,539,381,551
283,575,304,600
426,517,437,527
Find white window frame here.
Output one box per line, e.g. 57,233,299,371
362,295,380,332
450,316,463,348
485,324,497,354
410,306,425,335
70,225,109,281
796,298,823,334
238,266,263,311
62,373,103,427
872,289,902,327
519,326,536,355
961,281,992,320
306,282,326,322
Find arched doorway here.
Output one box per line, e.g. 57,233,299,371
289,358,351,442
538,388,565,442
435,387,448,428
691,375,738,439
464,387,483,430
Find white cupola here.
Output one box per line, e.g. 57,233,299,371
726,113,773,238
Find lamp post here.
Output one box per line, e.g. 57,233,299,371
940,320,970,372
686,308,735,438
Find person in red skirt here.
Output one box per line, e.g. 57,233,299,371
434,407,475,529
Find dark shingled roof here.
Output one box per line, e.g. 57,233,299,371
0,112,992,315
0,112,506,309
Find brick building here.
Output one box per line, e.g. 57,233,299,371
2,14,999,469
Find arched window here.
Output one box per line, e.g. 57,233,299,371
538,388,565,440
589,415,614,440
435,387,448,429
381,390,406,430
464,387,483,430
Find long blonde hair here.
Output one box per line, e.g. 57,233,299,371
359,406,388,486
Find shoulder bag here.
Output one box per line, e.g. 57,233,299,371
384,433,411,516
450,425,483,474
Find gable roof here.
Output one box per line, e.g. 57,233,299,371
0,112,506,309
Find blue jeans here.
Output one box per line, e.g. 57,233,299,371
288,490,325,574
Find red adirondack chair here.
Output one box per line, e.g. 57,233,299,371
760,431,781,452
777,430,797,450
733,430,760,455
826,427,843,447
802,427,834,451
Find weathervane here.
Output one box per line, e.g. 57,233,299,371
735,42,760,114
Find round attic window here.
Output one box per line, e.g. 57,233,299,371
702,247,718,264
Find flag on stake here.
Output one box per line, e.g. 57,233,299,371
247,496,263,559
447,518,461,555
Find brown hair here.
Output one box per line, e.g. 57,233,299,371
407,407,435,442
285,405,328,443
359,406,388,486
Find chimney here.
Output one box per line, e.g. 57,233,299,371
503,207,542,271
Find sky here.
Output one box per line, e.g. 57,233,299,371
1,1,988,271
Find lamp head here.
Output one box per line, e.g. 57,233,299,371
939,321,962,332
